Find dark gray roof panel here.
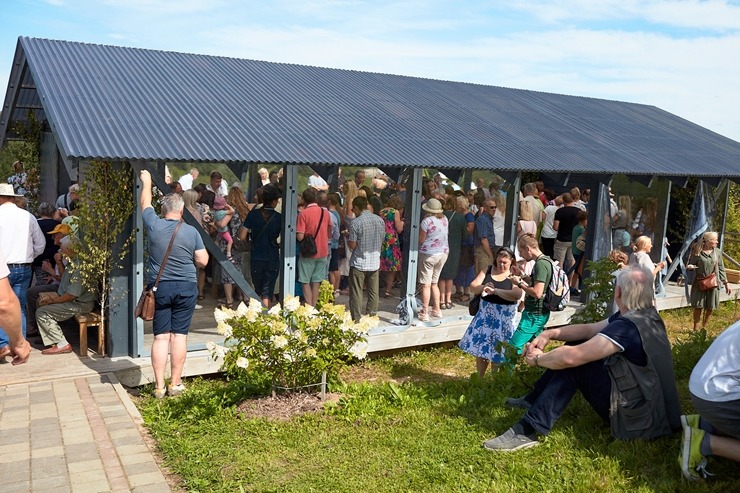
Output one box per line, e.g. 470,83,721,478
14,36,740,176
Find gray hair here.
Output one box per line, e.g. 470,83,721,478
37,202,55,217
161,193,184,215
60,235,78,253
616,265,654,311
69,183,80,193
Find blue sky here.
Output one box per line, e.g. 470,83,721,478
2,0,740,141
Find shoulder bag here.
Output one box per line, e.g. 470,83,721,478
299,209,325,258
696,250,719,292
135,221,182,321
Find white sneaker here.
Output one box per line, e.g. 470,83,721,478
194,304,203,310
168,383,186,397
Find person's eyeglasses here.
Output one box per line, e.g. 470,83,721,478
488,206,497,210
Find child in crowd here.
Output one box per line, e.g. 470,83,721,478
212,196,234,258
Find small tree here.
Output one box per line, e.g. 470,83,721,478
70,160,135,338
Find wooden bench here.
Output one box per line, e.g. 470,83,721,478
74,312,105,357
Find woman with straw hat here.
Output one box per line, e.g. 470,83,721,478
417,198,449,321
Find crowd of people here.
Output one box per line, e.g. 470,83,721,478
2,162,738,481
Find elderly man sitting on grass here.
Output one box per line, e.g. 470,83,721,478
484,265,681,451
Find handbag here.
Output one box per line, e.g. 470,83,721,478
299,209,325,258
697,273,718,292
696,251,719,292
135,221,182,321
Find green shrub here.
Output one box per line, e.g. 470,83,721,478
571,257,619,324
208,281,375,390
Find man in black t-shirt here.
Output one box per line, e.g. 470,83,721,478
553,192,580,270
483,265,681,452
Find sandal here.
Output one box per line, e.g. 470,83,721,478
418,311,430,322
384,291,391,298
459,294,471,302
198,294,205,300
431,310,443,319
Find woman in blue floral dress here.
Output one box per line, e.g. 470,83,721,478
458,247,522,377
379,195,404,298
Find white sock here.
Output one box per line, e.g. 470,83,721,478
57,338,69,347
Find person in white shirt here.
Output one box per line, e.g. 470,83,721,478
0,183,45,353
178,168,199,190
680,320,740,480
0,248,31,364
308,171,329,191
206,171,228,197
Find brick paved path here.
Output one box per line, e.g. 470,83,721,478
0,374,171,492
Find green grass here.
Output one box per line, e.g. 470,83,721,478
137,303,740,493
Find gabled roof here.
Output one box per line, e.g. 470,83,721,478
2,36,740,177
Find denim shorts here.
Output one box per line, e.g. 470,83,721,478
152,281,198,335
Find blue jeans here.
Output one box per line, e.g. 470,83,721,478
0,264,32,348
521,360,612,436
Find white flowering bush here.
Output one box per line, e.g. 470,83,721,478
208,282,376,389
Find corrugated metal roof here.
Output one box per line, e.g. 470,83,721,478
6,36,740,176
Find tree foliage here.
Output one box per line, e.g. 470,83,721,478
70,161,135,326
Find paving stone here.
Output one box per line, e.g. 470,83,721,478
62,431,95,445
0,458,30,477
102,414,131,425
0,428,29,445
127,471,167,488
65,442,103,463
0,437,30,453
116,444,150,456
31,474,71,490
31,433,64,449
123,460,161,476
120,452,157,466
108,426,139,439
2,403,30,413
131,481,172,492
29,391,56,404
31,455,68,477
31,445,65,458
3,480,31,493
30,418,61,431
71,480,110,493
0,448,30,463
69,467,109,485
67,458,104,473
112,434,145,447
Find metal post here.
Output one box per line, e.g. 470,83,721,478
401,168,423,318
280,164,299,299
504,173,521,249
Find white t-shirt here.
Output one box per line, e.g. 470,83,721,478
308,174,328,190
541,205,559,239
689,321,740,402
179,173,194,190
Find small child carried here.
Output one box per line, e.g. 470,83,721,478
212,196,234,259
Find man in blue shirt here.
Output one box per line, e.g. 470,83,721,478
474,199,498,274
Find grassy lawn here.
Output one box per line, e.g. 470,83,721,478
138,302,740,492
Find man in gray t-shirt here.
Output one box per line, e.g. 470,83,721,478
140,170,208,399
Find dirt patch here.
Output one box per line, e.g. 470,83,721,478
237,392,341,421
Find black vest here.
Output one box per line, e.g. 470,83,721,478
604,307,682,440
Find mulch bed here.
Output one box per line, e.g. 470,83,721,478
236,392,341,421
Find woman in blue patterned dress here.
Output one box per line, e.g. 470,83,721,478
458,247,522,377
